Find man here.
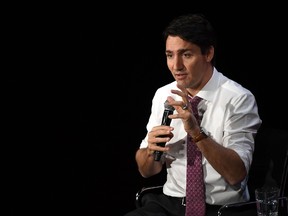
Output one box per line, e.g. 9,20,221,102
124,13,262,216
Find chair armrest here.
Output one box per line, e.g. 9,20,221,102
135,185,163,208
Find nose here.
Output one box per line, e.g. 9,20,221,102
173,56,184,71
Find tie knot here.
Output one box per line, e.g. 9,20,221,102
189,96,202,107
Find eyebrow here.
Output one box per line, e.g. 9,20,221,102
165,48,192,54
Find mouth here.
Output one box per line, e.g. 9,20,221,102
175,73,187,80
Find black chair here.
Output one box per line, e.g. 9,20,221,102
216,200,257,216
135,185,163,208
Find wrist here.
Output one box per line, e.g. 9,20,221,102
192,127,208,143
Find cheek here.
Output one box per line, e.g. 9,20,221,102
185,61,199,72
167,61,173,70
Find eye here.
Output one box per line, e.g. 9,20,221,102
183,52,192,58
166,53,173,59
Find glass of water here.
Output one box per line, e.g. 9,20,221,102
255,186,280,216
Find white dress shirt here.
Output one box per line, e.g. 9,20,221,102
139,68,262,205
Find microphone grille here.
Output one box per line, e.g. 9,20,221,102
164,100,175,111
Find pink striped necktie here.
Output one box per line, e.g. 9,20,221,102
185,96,206,216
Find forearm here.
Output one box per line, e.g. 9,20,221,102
197,137,247,186
135,148,163,178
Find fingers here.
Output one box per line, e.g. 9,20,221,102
182,103,188,110
167,86,198,134
148,126,173,143
167,92,190,112
170,84,191,111
147,126,173,152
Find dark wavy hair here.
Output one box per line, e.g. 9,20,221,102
163,13,217,66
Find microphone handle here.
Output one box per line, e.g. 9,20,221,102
154,140,166,161
153,103,174,161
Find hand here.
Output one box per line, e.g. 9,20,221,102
166,85,200,136
147,125,174,154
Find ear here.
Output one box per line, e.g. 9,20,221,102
206,46,214,63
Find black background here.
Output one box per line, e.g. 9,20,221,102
5,2,288,216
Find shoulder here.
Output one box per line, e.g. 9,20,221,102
201,69,255,104
216,70,254,98
154,81,178,97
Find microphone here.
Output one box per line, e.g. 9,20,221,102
154,100,175,161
